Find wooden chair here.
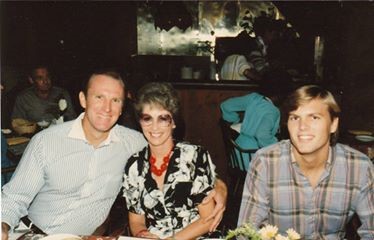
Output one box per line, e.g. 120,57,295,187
219,119,257,232
219,119,258,197
102,188,131,237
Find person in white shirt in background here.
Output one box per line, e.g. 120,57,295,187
220,16,280,82
220,54,255,81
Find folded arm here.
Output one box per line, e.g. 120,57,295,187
220,94,253,123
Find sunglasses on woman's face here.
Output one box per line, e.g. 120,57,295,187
139,114,173,127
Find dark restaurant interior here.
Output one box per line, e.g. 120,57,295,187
1,1,373,238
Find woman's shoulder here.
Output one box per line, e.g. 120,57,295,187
125,146,148,173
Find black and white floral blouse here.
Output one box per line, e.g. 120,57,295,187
123,142,216,239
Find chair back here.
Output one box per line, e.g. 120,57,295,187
219,118,257,196
220,118,257,170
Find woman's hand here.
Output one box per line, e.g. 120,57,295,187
201,179,227,231
135,229,159,239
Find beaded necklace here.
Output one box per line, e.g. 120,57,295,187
149,147,173,176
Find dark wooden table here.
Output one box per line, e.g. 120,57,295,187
340,131,374,161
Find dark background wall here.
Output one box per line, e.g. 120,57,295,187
1,1,374,131
1,1,137,110
275,1,374,131
336,3,374,131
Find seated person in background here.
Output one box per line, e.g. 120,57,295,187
220,84,288,171
123,82,218,240
220,54,258,81
227,16,280,82
238,85,374,239
11,65,76,124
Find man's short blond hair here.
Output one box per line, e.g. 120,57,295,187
283,85,341,144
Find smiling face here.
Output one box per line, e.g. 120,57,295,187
79,74,124,141
287,98,339,162
140,104,175,151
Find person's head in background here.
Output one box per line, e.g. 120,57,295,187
258,81,292,107
28,65,52,99
134,82,183,144
258,82,293,140
79,69,125,146
282,85,340,147
253,16,278,46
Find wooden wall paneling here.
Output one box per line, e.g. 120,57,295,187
177,88,249,181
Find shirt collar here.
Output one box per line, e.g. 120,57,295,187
290,145,332,167
68,112,120,145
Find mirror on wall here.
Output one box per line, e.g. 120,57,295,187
137,1,284,56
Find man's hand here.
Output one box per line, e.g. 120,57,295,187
243,68,261,82
2,222,10,240
201,179,227,232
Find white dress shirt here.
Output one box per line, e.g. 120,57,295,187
2,113,147,235
220,54,253,80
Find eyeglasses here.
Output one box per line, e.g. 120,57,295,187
139,114,173,127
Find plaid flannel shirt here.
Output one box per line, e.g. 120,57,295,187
238,140,374,239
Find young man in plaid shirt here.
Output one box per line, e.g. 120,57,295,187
238,85,373,239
